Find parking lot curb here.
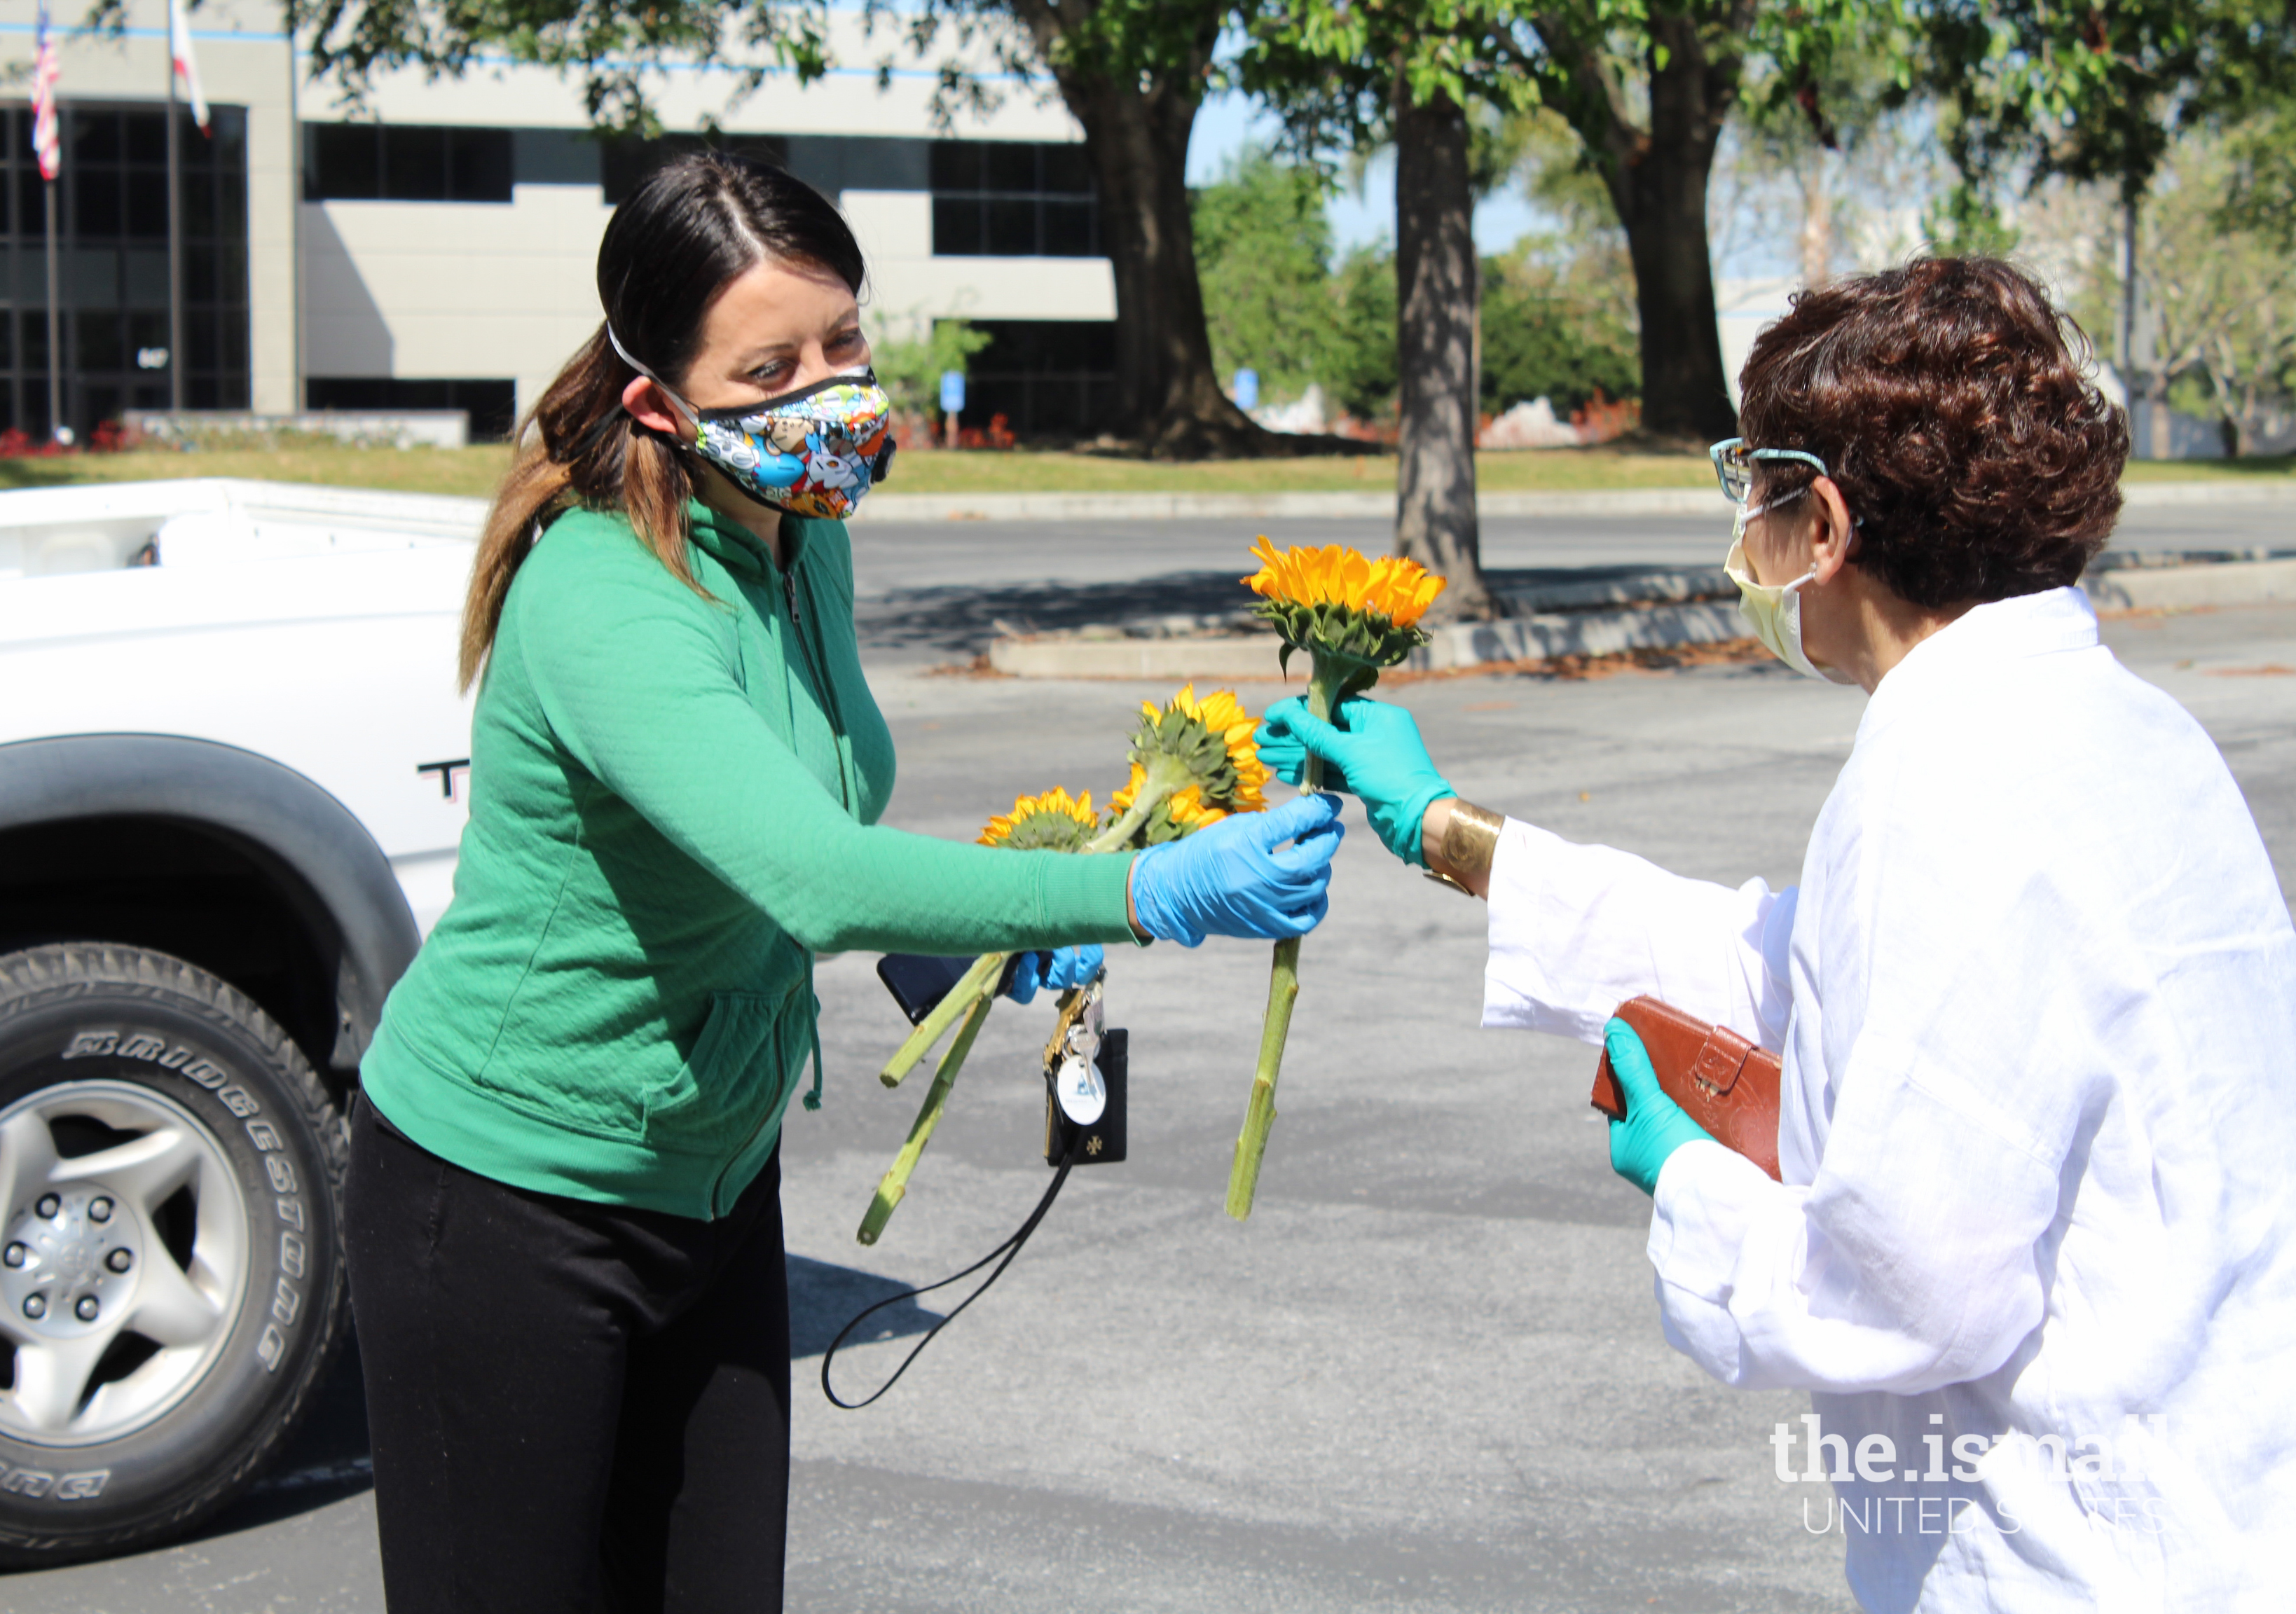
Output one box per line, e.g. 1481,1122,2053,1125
2084,557,2296,611
988,600,1750,680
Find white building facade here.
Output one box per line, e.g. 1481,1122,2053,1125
0,0,1116,439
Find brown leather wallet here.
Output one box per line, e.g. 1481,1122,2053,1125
1588,995,1784,1182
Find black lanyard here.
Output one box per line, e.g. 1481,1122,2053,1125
820,1136,1078,1410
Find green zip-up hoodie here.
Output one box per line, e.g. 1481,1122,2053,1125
361,502,1137,1218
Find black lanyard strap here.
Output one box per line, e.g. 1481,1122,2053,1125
820,1137,1077,1410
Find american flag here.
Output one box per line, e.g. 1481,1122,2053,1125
30,1,60,182
167,0,209,135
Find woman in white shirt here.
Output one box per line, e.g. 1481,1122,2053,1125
1258,257,2296,1612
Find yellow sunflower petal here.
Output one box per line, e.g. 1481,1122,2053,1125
1107,761,1146,817
977,785,1097,846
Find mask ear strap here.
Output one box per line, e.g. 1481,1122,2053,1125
605,324,696,427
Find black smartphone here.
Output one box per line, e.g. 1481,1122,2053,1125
877,953,1022,1024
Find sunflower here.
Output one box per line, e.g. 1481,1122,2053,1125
1105,684,1272,846
1242,538,1445,677
1106,773,1230,845
1223,542,1445,1223
1244,538,1446,628
977,786,1098,852
1115,684,1270,815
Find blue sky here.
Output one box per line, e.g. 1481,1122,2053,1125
1185,88,1548,258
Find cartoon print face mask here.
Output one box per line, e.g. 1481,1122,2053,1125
608,326,897,520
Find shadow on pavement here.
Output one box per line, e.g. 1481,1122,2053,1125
162,1257,942,1543
186,1329,376,1543
857,565,1682,658
857,569,1251,656
789,1255,944,1360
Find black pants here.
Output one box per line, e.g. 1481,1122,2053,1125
344,1092,791,1613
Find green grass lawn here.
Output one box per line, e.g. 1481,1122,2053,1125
1,441,2288,499
0,444,517,497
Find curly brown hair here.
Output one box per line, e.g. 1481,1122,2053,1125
1736,257,2129,609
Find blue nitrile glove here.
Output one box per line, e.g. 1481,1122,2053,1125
1253,696,1456,867
1003,944,1104,1006
1604,1017,1716,1196
1129,792,1345,946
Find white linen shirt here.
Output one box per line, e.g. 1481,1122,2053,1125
1483,587,2296,1612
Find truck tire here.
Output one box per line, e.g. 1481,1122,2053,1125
0,944,348,1566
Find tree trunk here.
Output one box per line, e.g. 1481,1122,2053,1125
1798,152,1833,291
1010,0,1280,459
2143,374,2173,460
1394,85,1497,621
1540,6,1750,443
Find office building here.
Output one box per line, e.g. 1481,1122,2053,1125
0,0,1116,439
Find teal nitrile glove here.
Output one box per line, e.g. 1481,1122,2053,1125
1604,1017,1716,1196
1253,696,1455,867
1003,944,1104,1005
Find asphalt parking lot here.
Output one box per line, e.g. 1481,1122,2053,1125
7,511,2291,1613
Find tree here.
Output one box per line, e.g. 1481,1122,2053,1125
1725,11,1923,294
1235,4,1555,621
1237,4,1897,606
1192,146,1340,405
285,0,835,132
1518,3,1773,443
2109,126,2296,457
1909,0,2296,455
1324,246,1401,419
869,316,992,424
970,1,1278,455
892,0,1340,457
1480,243,1639,415
1480,106,1638,414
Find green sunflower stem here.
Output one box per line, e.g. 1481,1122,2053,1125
879,777,1169,1096
1227,662,1341,1221
1086,752,1196,855
858,988,996,1246
1084,799,1156,857
879,951,1007,1089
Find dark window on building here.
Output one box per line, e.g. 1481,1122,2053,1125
601,134,790,205
782,134,929,196
0,102,249,439
511,127,602,188
305,124,514,203
305,376,518,442
959,319,1115,439
929,142,1099,258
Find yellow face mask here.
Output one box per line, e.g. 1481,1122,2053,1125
1723,497,1855,685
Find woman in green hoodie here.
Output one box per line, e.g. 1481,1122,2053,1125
345,151,1342,1613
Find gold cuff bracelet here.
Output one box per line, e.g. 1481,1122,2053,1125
1423,800,1504,895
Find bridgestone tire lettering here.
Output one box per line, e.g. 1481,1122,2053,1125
0,944,348,1568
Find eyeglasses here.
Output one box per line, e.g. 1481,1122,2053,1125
1709,437,1830,506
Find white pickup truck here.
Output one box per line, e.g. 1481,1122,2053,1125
0,478,481,1564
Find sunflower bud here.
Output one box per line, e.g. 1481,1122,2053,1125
977,787,1098,853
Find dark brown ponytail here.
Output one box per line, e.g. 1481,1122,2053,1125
458,151,868,691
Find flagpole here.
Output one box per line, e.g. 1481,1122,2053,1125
287,5,303,411
43,178,61,439
32,0,62,440
166,33,184,413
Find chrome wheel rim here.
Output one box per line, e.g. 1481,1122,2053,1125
0,1080,249,1447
